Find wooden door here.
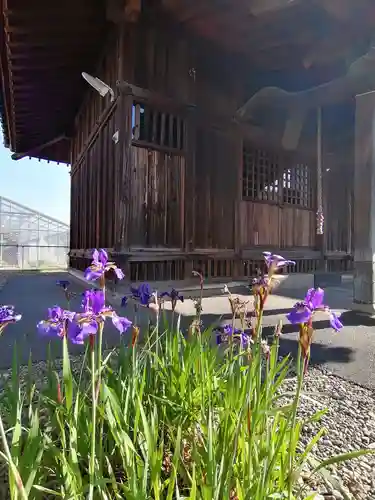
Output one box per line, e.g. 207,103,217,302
130,146,185,248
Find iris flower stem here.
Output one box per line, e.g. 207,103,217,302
0,411,27,500
89,336,96,500
155,307,159,361
255,309,263,408
288,342,303,498
229,315,235,361
97,321,104,383
97,282,105,372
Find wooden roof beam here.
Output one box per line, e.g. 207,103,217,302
10,63,91,72
249,0,299,16
4,25,102,36
106,0,141,23
315,0,355,21
4,8,102,21
237,41,375,121
10,134,68,161
7,39,99,49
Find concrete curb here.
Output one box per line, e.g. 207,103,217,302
66,267,312,318
66,268,323,316
68,267,317,292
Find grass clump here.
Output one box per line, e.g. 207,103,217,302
0,250,370,499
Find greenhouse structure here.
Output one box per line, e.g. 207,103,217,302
0,196,69,270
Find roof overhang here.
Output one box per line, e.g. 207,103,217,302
161,0,375,70
1,0,374,163
0,0,109,163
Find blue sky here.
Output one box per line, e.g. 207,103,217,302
0,142,70,224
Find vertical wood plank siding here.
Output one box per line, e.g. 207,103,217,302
70,107,118,251
68,12,352,279
129,147,185,247
324,152,353,253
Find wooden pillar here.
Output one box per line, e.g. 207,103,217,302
353,90,375,313
184,106,196,253
114,89,133,251
233,128,243,279
183,106,196,279
315,106,326,270
315,107,325,250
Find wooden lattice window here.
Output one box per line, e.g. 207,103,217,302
242,145,280,202
282,164,314,208
242,144,314,208
132,102,185,150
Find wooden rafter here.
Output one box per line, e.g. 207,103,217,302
11,134,68,161
0,0,108,160
315,0,354,21
237,42,375,123
249,0,299,16
106,0,141,23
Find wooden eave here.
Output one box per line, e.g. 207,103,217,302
159,0,375,70
1,0,374,163
0,0,109,163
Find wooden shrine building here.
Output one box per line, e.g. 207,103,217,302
1,0,375,310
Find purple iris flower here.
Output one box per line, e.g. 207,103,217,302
37,306,74,338
263,252,296,272
81,289,107,314
130,283,153,306
251,274,270,288
216,325,237,345
68,289,132,344
287,287,343,332
112,315,132,334
68,317,99,345
0,305,22,334
223,324,238,336
56,280,70,290
240,332,252,348
160,288,184,311
84,248,125,282
216,325,251,348
160,289,184,302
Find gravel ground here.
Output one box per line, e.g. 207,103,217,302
281,367,375,500
0,356,375,499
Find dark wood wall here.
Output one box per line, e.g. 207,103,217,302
323,143,354,256
69,11,352,280
70,107,118,251
194,126,239,250
70,32,121,251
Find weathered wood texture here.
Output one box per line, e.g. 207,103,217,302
70,106,118,251
194,126,239,249
240,144,316,249
129,147,185,247
132,18,193,103
71,33,120,165
323,150,353,254
68,11,352,280
239,203,315,248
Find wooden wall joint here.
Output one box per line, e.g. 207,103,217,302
117,80,196,113
71,101,117,176
106,0,141,24
184,106,197,252
114,93,134,251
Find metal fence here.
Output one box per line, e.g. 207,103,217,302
0,244,69,270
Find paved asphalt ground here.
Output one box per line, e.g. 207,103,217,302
1,271,375,389
0,271,122,367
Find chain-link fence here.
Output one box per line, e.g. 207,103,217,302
0,244,69,270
